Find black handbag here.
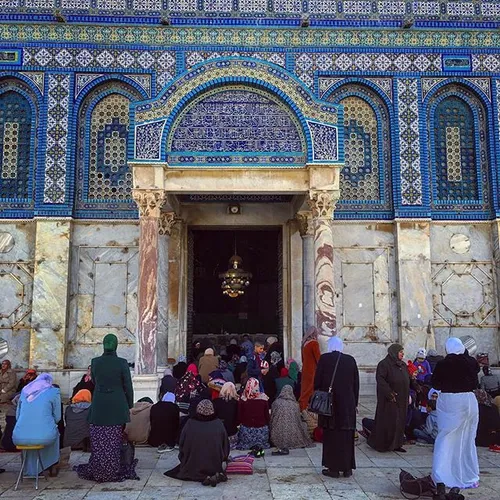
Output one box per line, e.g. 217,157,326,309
120,440,135,466
308,353,341,416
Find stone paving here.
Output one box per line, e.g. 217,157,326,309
0,397,499,499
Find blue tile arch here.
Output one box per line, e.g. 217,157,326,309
0,74,40,219
422,79,496,220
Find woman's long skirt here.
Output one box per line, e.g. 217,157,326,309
236,425,270,450
432,392,479,489
75,425,138,483
322,429,355,473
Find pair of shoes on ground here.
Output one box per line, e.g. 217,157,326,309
202,472,228,487
322,469,352,478
272,448,289,456
249,445,265,458
157,444,175,454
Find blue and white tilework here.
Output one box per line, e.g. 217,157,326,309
44,74,70,204
396,78,422,206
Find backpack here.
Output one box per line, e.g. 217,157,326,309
399,469,436,498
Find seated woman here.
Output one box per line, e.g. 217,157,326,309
175,370,205,417
233,356,248,386
172,360,188,380
275,367,294,397
64,389,92,451
237,378,270,450
13,373,61,477
148,392,180,453
16,369,37,393
125,398,153,445
474,389,500,449
164,399,229,486
287,360,301,400
2,394,19,452
71,366,95,398
270,385,312,451
159,368,177,401
213,382,239,449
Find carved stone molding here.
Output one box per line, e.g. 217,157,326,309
132,189,166,218
158,211,177,236
308,189,339,220
295,211,314,238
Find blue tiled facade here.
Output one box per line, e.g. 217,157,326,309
0,3,500,220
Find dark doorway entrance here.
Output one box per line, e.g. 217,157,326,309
187,228,282,348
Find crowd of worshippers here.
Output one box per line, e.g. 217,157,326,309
2,331,499,496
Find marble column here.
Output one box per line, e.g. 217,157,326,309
308,190,338,353
395,220,434,357
296,211,315,332
30,219,71,369
132,189,166,375
157,212,177,366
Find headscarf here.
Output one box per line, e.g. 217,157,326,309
280,367,289,377
163,368,173,377
230,339,237,345
302,326,318,346
407,361,418,377
270,351,282,366
474,389,492,407
1,360,11,372
427,388,440,400
276,384,296,402
328,336,344,353
21,369,37,383
196,399,215,417
266,336,278,346
186,363,198,376
103,333,118,353
204,348,214,356
288,361,299,383
416,348,427,359
22,373,54,403
84,365,92,383
177,355,187,363
388,343,404,364
162,392,176,403
286,358,297,369
138,397,153,404
72,389,92,404
219,382,238,401
445,337,465,355
427,349,438,357
241,378,269,401
239,356,247,363
219,360,229,371
175,371,202,401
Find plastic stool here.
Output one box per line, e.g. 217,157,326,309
15,445,47,490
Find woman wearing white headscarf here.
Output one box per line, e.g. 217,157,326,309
314,336,359,478
431,337,480,497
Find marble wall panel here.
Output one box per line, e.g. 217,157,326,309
66,223,139,368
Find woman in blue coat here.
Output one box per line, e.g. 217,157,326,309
13,373,61,476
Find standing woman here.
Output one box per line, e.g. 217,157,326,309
299,327,321,411
76,334,137,483
367,343,410,453
431,337,480,496
315,337,359,478
13,374,61,477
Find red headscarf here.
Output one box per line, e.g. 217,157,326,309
241,378,268,401
280,367,289,377
186,363,198,376
407,361,418,377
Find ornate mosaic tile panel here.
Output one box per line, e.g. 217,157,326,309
429,86,491,210
396,78,422,206
307,122,338,162
167,87,306,166
44,74,70,204
76,82,142,214
327,84,392,212
184,51,286,71
295,52,441,89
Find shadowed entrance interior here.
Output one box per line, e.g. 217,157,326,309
188,228,282,349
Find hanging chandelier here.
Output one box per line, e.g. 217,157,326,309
219,253,252,298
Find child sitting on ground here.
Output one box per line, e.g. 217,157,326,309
413,394,438,444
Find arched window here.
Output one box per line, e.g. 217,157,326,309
0,81,37,207
76,82,142,216
428,85,490,211
328,84,392,213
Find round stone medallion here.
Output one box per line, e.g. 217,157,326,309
0,232,14,253
449,233,471,254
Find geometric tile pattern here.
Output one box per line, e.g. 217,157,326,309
296,52,441,89
43,74,70,204
397,78,422,206
184,51,286,70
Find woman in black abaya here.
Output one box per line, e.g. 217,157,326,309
314,336,359,478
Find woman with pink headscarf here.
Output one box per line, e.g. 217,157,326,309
13,373,61,477
299,326,321,411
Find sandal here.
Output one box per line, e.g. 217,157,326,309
272,448,289,456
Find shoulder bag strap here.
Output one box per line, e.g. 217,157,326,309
328,353,342,394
